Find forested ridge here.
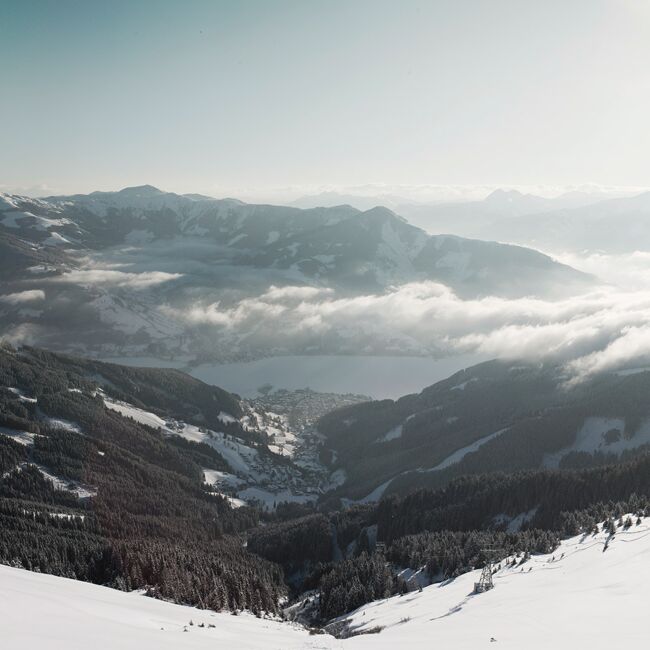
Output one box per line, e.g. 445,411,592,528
0,344,283,613
250,453,650,620
318,360,650,501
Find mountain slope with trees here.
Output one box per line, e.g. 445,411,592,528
317,361,650,502
0,344,286,612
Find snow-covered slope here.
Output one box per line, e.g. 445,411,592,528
4,516,650,648
0,564,319,650
337,516,650,648
102,393,325,510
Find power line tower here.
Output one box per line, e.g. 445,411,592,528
474,548,501,594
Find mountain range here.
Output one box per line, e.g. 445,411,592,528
293,187,650,254
0,185,593,359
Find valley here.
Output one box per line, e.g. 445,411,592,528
3,332,650,647
5,4,650,647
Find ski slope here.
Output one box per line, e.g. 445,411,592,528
0,565,323,650
103,397,170,429
543,417,650,468
339,516,650,649
3,517,650,649
356,427,510,503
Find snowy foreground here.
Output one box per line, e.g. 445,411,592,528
3,518,650,649
0,565,324,650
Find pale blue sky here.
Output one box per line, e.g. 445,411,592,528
1,0,649,198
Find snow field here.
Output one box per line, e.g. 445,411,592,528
3,517,650,648
339,517,650,649
0,564,330,650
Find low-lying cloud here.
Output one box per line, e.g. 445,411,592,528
164,281,650,380
57,269,182,289
0,289,45,305
0,323,44,345
556,250,650,291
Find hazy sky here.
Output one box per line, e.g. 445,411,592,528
2,0,650,199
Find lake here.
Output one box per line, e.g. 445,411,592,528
188,354,486,399
100,354,486,399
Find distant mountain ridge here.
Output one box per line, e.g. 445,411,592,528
298,187,650,253
2,185,591,295
1,185,593,357
485,190,650,253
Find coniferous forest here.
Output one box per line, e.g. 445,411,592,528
0,345,282,614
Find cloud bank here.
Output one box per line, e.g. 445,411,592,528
164,280,650,380
0,290,46,305
56,269,182,289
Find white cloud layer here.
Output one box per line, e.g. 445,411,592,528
0,323,43,345
556,251,650,291
0,290,45,305
57,269,181,289
164,280,650,381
